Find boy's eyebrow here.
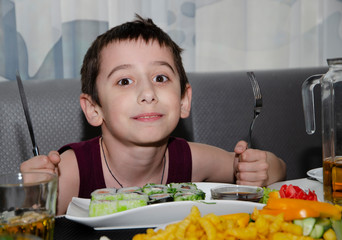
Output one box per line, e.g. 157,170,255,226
152,61,175,74
107,61,175,79
107,64,132,79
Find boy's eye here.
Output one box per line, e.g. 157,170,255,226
118,78,133,86
153,75,168,83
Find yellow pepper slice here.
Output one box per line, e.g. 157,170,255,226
265,198,341,220
269,191,281,200
257,208,319,221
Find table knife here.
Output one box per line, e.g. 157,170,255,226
16,72,40,156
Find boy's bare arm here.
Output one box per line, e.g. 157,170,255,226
189,141,286,186
189,142,236,183
56,149,80,215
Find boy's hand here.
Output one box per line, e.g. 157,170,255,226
233,141,269,186
20,151,61,175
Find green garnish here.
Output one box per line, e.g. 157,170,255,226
259,187,278,204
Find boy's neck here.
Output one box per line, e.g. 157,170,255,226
99,136,169,188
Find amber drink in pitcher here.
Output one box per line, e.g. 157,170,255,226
302,58,342,205
0,172,57,240
323,158,342,203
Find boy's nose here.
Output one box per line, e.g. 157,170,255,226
137,81,158,104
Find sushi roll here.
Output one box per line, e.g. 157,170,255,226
148,193,173,204
117,186,142,194
88,183,205,217
169,182,198,193
173,190,206,201
142,183,168,195
89,199,147,217
89,189,149,217
89,200,117,217
91,188,117,201
115,192,149,201
116,199,147,212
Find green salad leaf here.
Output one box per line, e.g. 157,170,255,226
259,187,278,204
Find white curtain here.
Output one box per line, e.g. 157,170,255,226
0,0,341,81
196,0,342,71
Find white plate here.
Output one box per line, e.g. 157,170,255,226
307,167,323,183
65,182,264,230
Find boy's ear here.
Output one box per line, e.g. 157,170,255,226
80,93,103,127
180,84,192,119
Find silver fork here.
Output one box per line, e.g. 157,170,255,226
247,72,262,148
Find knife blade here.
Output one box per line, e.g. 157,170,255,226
16,72,40,156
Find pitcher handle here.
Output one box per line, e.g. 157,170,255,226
301,74,323,134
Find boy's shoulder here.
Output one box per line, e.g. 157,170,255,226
58,136,101,155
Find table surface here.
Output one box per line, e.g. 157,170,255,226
54,216,147,240
54,178,323,240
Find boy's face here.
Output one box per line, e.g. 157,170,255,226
94,39,191,145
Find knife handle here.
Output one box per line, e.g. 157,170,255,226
33,146,40,156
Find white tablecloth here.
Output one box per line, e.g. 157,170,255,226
268,178,323,202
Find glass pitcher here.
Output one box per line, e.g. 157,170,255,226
302,58,342,205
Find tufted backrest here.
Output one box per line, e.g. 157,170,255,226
186,68,327,179
0,79,100,174
0,67,328,179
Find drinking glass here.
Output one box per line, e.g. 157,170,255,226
0,172,57,240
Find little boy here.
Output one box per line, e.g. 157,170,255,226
20,15,286,215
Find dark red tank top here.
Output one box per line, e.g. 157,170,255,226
58,136,192,198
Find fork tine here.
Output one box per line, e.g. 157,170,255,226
246,71,263,148
251,80,258,96
247,71,255,79
255,82,262,99
254,84,262,100
248,72,262,100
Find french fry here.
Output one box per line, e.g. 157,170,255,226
204,213,224,232
133,205,324,240
255,215,269,236
225,225,257,240
175,218,191,239
280,222,302,236
199,217,217,240
186,203,201,222
269,214,284,234
221,212,250,228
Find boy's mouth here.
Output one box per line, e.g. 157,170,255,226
132,113,163,121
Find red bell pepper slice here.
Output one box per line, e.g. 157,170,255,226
279,184,317,201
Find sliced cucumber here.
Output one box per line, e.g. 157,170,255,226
331,218,342,240
293,219,304,228
294,217,334,239
316,218,332,231
310,224,324,239
302,217,316,236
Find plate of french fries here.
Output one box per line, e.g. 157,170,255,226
134,198,342,240
65,182,264,230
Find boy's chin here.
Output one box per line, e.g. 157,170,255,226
132,135,171,147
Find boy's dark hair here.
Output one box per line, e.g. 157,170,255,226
80,14,189,106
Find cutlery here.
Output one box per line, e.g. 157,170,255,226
247,72,262,148
16,72,40,156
